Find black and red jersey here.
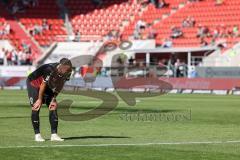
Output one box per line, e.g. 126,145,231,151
27,63,71,95
27,63,59,89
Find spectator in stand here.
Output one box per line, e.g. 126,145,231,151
10,2,20,14
22,0,31,8
196,25,210,38
148,0,168,8
92,0,103,6
135,0,149,6
33,23,43,35
9,0,38,14
232,25,239,37
31,0,39,7
140,28,148,40
182,19,189,28
0,22,4,36
28,24,35,35
162,38,173,48
19,50,27,65
1,46,33,66
42,19,49,31
219,24,227,38
174,58,181,77
3,22,10,35
106,30,120,41
148,27,157,39
0,48,5,65
134,19,146,39
136,20,146,31
197,25,204,38
148,0,157,7
74,30,81,42
215,0,224,5
151,0,169,8
212,26,220,39
27,45,32,55
6,50,12,65
211,37,216,46
200,37,208,47
182,16,195,28
174,59,181,68
128,56,135,66
174,59,187,77
158,0,169,8
226,26,232,37
196,25,203,37
12,0,26,14
11,49,19,65
189,16,196,27
21,40,31,54
216,38,227,48
0,22,10,36
25,52,32,65
170,26,183,38
158,59,167,67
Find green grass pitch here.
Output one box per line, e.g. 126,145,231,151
0,90,240,160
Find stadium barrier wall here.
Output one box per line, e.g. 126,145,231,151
1,77,240,95
0,66,36,77
196,67,240,78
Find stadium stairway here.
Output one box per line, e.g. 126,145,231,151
7,19,42,60
0,2,42,60
16,0,67,47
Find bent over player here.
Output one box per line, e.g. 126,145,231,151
26,58,72,142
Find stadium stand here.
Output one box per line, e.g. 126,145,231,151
131,0,240,48
0,1,41,63
15,0,67,47
66,0,140,41
1,0,240,63
151,0,240,48
122,0,187,40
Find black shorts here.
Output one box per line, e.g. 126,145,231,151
26,79,54,107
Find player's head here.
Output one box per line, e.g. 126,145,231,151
57,58,72,77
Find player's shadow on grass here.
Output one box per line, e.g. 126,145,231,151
63,136,131,141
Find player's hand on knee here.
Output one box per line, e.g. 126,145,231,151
49,100,58,111
32,99,42,111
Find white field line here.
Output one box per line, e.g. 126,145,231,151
0,140,240,149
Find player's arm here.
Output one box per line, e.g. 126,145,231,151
38,82,47,101
32,82,47,111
